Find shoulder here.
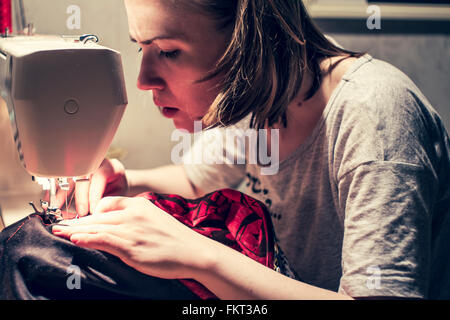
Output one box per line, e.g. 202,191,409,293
341,57,416,106
330,55,443,136
326,55,448,173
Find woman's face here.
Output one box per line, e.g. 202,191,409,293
125,0,229,132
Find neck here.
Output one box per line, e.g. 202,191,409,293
268,55,357,162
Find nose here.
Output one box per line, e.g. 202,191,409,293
137,55,165,91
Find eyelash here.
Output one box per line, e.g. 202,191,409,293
160,50,180,59
138,47,180,59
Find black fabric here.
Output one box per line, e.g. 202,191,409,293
0,214,200,300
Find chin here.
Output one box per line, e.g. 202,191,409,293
173,118,199,133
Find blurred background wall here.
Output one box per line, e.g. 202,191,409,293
309,0,450,138
0,0,448,195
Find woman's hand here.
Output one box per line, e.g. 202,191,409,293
51,196,352,300
51,196,213,280
47,158,129,218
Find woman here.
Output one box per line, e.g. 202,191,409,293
52,0,450,299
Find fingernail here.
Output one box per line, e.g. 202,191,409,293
70,235,80,244
53,223,69,227
52,225,67,233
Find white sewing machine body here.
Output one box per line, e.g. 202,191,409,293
0,35,127,179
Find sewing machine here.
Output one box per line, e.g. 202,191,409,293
0,33,128,221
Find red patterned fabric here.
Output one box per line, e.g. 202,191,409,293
0,0,11,34
137,189,275,300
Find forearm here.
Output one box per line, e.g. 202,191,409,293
192,237,353,300
125,164,204,198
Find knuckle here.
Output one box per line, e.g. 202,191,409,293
127,244,147,264
134,197,150,207
91,232,111,246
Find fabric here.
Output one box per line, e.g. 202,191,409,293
0,189,293,300
182,54,450,299
0,214,199,300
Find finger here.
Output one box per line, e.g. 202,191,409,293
69,232,131,260
61,210,78,220
88,159,121,214
88,171,108,214
52,223,122,238
54,210,125,227
93,196,131,214
75,178,91,217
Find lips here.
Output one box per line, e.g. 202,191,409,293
153,97,180,119
160,107,179,118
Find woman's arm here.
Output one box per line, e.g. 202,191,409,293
52,196,352,300
126,164,205,199
192,234,353,300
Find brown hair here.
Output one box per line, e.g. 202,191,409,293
181,0,363,129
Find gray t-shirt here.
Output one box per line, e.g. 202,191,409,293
182,54,450,299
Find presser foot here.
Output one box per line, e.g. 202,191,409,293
29,201,63,224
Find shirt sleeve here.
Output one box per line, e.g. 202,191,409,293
337,160,437,298
327,64,450,298
182,122,248,193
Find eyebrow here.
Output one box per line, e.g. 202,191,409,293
129,35,183,45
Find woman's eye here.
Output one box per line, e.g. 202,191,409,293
137,47,180,59
159,50,180,59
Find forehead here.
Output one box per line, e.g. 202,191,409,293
124,0,213,43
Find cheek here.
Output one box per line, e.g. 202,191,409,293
171,80,222,132
178,77,222,116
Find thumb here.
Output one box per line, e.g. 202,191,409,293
88,172,108,214
93,196,130,214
